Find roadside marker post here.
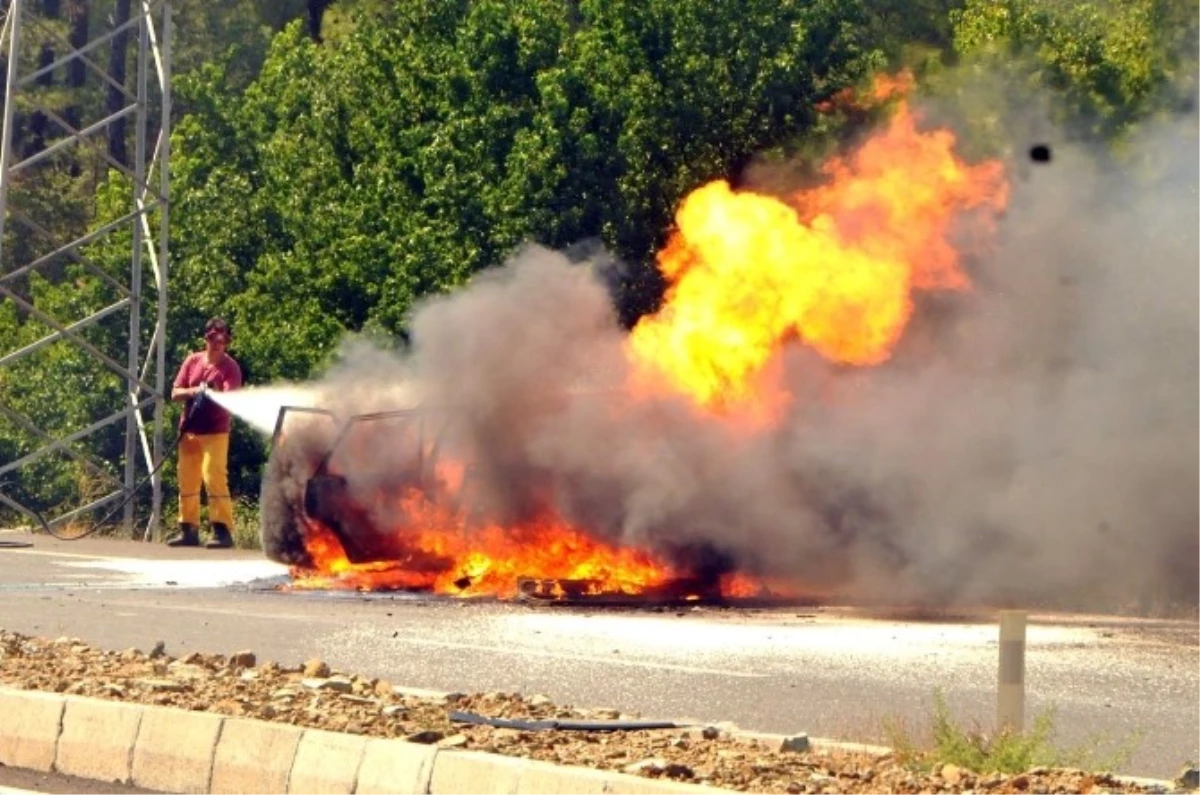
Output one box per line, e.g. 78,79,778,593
997,610,1027,734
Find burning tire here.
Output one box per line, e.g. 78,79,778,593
258,421,336,569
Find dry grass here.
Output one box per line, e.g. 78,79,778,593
883,691,1142,776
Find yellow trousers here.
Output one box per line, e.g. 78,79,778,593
178,432,234,527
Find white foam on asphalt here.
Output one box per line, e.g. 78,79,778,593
54,556,288,588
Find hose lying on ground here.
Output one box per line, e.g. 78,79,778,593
449,710,683,732
0,385,208,542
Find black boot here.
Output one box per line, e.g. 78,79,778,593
205,522,234,549
166,523,200,547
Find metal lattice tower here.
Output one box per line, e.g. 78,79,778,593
0,0,171,539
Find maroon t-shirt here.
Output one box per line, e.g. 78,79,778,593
173,352,243,434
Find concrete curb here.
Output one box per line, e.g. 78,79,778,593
0,688,62,771
132,705,224,793
55,697,143,783
0,686,733,794
0,685,1182,794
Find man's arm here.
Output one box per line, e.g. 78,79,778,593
171,384,203,401
171,354,201,402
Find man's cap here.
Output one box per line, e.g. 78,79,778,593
204,317,232,339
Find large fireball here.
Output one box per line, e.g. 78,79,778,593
628,81,1008,411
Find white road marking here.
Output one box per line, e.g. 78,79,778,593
381,635,767,678
3,548,131,560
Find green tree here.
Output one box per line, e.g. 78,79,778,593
169,0,881,377
950,0,1198,140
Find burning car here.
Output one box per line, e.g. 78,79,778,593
258,395,777,602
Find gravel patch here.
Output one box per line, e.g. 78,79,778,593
0,630,1187,794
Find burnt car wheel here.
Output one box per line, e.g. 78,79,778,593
259,438,316,568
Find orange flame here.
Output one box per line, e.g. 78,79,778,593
628,76,1008,410
815,69,913,114
289,489,778,599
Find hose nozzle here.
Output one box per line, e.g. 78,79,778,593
189,382,209,415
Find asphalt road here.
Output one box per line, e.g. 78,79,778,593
0,766,149,794
0,532,1195,780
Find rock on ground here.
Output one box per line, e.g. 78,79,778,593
0,629,1185,795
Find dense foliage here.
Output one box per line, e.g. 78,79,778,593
1,0,1195,530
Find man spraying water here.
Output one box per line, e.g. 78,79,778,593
165,317,243,549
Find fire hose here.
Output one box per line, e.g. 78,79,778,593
449,710,683,732
0,383,212,542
